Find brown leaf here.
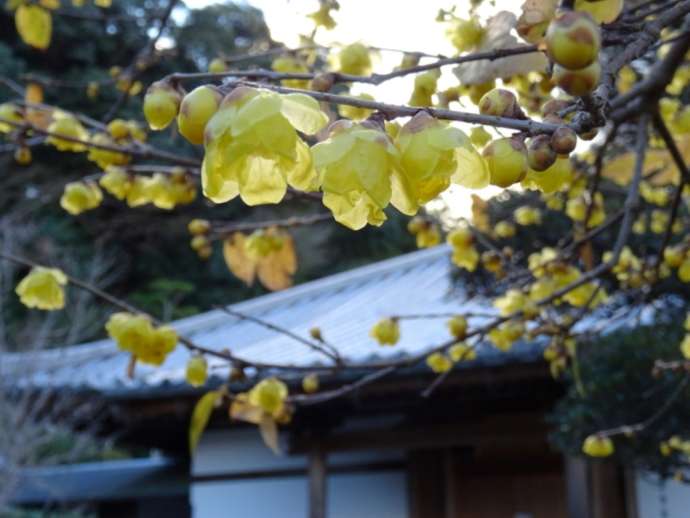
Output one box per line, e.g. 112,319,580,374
223,233,256,286
256,231,297,291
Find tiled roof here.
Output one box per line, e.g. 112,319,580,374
1,246,552,397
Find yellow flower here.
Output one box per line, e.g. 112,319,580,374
47,113,89,152
105,312,177,365
449,342,476,362
308,3,337,29
271,56,310,89
313,121,400,230
447,16,484,53
203,87,328,206
514,206,542,225
408,70,439,107
16,267,67,310
415,225,441,248
393,112,488,214
567,193,605,227
338,94,375,121
447,226,479,271
488,320,524,352
302,373,319,394
106,312,155,353
494,289,537,317
248,377,288,417
521,157,572,194
370,318,400,346
336,43,371,75
87,133,130,169
426,352,453,373
0,103,23,133
60,181,103,215
680,335,690,359
494,221,516,238
186,356,208,387
582,434,614,457
447,315,468,339
99,166,131,200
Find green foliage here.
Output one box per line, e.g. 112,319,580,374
549,305,690,476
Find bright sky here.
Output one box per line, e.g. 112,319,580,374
183,0,512,219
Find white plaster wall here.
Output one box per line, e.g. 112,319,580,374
636,472,690,518
191,429,408,518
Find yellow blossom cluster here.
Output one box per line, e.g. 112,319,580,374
106,312,178,366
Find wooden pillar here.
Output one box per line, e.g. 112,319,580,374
309,445,327,518
564,456,592,518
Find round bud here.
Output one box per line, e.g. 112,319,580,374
552,61,601,97
188,218,211,236
14,146,31,165
310,73,335,92
541,99,571,118
208,57,228,73
545,10,601,70
143,80,182,131
190,235,209,251
550,126,577,156
481,250,502,273
527,135,557,171
478,88,520,118
482,137,528,188
177,85,222,145
302,373,319,394
579,127,598,141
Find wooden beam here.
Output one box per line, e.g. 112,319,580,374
309,446,327,518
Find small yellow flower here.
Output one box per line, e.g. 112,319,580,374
16,267,67,310
447,315,468,339
248,377,288,416
370,318,400,346
99,166,131,200
426,352,452,373
60,181,103,215
680,335,690,359
449,342,476,362
336,43,371,75
302,373,319,394
582,434,614,457
514,206,542,226
186,356,208,387
203,87,327,206
47,113,89,152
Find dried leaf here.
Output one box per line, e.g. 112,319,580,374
223,233,256,286
189,390,220,453
258,414,281,455
454,11,547,85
